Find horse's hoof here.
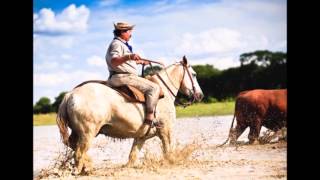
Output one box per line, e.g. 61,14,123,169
71,167,92,176
81,167,92,175
124,162,135,168
229,141,237,146
71,168,81,176
250,140,260,145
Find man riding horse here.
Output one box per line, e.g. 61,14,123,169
57,26,204,173
106,21,163,128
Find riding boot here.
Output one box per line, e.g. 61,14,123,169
144,119,164,129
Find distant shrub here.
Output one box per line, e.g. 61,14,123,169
203,96,218,103
221,97,235,102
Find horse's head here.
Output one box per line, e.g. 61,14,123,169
179,56,204,102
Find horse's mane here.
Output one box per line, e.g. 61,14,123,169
152,61,181,76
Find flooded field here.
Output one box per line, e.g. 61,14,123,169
34,115,286,179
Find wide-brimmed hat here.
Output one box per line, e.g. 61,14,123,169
113,22,135,30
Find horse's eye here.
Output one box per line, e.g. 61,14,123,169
192,74,196,77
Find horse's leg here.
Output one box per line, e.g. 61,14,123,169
68,130,78,150
73,132,94,175
127,138,146,166
158,128,172,160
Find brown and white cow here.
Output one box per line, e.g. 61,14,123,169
227,89,287,145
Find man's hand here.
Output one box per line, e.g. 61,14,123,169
127,53,141,61
136,59,150,65
127,53,150,65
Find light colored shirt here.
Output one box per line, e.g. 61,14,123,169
105,37,137,75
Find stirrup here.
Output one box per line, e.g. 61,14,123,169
144,119,164,129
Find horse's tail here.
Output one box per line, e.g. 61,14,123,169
217,106,237,147
56,92,71,146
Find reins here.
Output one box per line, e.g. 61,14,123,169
141,59,196,107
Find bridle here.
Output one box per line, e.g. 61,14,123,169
144,61,197,107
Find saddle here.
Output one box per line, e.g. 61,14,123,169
74,76,164,103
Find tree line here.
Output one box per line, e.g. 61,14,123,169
193,50,286,102
34,50,286,114
33,92,67,114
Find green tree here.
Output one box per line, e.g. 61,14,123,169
192,64,221,78
52,92,67,112
192,64,221,102
239,50,286,89
240,50,286,67
33,97,52,114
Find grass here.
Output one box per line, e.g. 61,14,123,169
33,113,57,126
33,102,235,126
176,101,235,118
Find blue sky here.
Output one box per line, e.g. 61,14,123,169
33,0,287,104
34,0,219,11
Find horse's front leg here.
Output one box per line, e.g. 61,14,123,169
158,128,172,160
126,138,145,166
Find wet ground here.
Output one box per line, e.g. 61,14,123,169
34,115,286,179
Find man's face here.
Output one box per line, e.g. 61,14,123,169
121,30,132,41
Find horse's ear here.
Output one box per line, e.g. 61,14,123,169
182,55,188,65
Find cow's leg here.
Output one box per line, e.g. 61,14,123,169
279,127,287,141
248,119,262,144
126,138,146,166
263,127,287,143
73,132,94,175
230,123,247,145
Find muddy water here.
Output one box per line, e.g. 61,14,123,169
34,115,284,179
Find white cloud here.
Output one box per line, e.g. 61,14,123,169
62,63,73,69
35,61,58,71
34,4,90,35
87,55,106,67
61,54,72,60
273,40,287,52
191,56,240,70
176,28,243,55
33,13,38,20
228,34,271,56
34,70,105,87
52,36,75,48
34,88,57,103
211,57,240,70
33,35,75,51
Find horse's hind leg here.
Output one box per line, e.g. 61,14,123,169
73,132,94,175
127,138,146,166
68,130,78,150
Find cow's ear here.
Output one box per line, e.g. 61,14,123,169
182,55,188,65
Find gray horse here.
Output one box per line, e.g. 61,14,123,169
56,57,203,174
